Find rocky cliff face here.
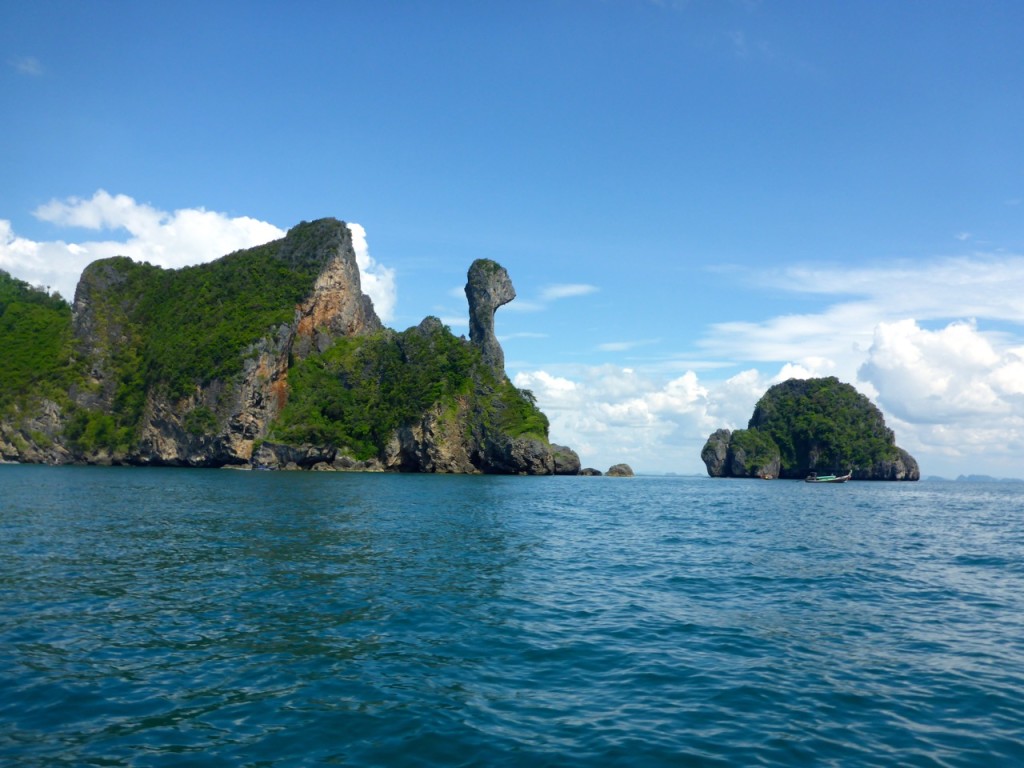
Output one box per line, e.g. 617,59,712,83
865,447,919,481
0,398,72,465
284,219,382,358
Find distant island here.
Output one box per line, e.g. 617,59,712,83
924,475,1024,484
0,218,590,474
701,377,919,481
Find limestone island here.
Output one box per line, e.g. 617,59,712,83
701,377,919,481
0,218,586,474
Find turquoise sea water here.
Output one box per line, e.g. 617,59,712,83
1,466,1023,767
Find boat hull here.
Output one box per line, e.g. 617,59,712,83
805,473,852,483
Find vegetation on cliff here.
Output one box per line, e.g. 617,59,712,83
55,236,330,455
272,320,548,461
701,377,919,480
750,377,897,472
84,233,327,399
0,271,77,417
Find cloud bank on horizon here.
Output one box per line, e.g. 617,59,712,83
2,191,1023,479
517,314,1024,479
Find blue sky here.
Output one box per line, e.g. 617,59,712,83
2,0,1023,477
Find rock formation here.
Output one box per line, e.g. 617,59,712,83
606,463,635,477
0,219,580,475
552,444,582,475
867,447,919,481
700,429,731,478
285,219,382,358
65,219,382,468
465,259,515,374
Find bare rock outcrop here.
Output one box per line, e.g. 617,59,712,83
394,402,478,473
862,447,920,481
700,429,731,478
465,259,515,375
0,399,72,465
286,219,382,359
552,444,582,475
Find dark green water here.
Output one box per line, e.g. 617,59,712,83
2,466,1023,766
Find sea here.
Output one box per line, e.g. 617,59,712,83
1,465,1023,767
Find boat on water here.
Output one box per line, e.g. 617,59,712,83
805,472,852,483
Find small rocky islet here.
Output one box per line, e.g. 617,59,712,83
701,377,919,481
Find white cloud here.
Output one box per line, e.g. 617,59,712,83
859,319,1023,422
514,364,778,474
35,190,163,232
440,315,468,330
689,256,1024,477
347,222,397,323
1,191,285,300
539,283,598,301
857,319,1024,476
512,252,1024,477
515,343,1022,478
0,192,397,323
515,359,890,474
505,282,599,314
10,56,42,76
597,338,660,353
762,256,1024,322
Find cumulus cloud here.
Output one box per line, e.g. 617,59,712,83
855,319,1024,475
0,192,397,322
694,255,1024,473
1,191,285,300
860,319,1024,422
346,222,397,322
514,363,795,473
539,283,598,301
514,342,1018,477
